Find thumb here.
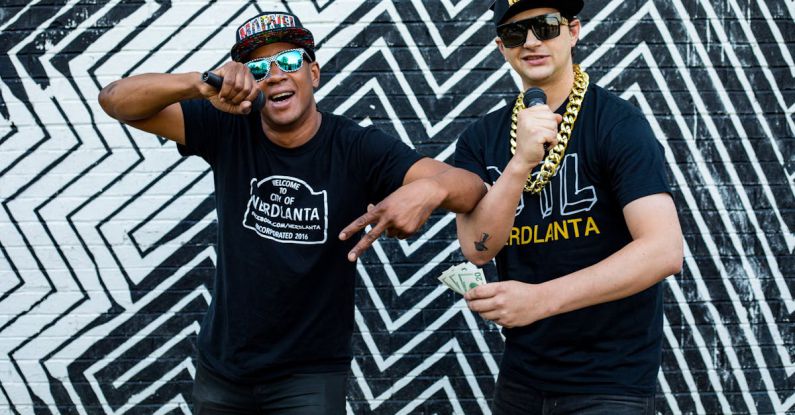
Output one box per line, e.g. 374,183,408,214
466,282,498,301
464,286,481,301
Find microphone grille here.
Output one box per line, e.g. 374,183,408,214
523,87,547,107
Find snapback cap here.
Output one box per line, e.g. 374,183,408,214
491,0,584,25
230,11,315,62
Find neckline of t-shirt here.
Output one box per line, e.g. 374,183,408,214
255,111,330,155
554,98,569,115
554,83,597,115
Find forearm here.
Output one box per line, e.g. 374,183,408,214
456,156,535,265
429,166,487,214
463,233,683,329
536,234,683,319
98,72,202,121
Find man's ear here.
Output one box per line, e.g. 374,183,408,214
568,19,581,48
310,61,320,88
496,37,508,59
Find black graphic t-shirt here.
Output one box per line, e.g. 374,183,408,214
179,100,422,383
455,84,671,396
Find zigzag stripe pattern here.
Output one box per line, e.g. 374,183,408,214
0,0,792,413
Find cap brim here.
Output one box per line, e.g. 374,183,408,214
231,27,315,62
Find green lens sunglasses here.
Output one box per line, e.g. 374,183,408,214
246,48,308,81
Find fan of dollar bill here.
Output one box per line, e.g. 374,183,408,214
438,262,486,295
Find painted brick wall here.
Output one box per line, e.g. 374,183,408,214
0,0,793,413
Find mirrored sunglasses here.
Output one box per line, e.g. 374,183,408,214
496,13,570,48
246,48,308,81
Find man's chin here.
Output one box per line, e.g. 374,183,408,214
264,111,303,129
522,65,554,80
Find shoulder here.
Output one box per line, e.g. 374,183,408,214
322,112,402,143
321,112,367,138
475,104,512,128
322,112,354,129
587,84,646,125
584,85,652,141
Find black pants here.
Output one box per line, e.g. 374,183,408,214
492,374,656,415
192,363,348,415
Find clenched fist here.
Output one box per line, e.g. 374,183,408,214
199,61,261,115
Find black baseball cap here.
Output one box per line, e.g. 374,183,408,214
491,0,584,25
230,11,315,62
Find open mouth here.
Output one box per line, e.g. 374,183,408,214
270,92,295,102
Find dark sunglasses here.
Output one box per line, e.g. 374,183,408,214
246,48,309,81
496,13,570,48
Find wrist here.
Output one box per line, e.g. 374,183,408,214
184,72,208,100
535,280,562,320
506,156,537,178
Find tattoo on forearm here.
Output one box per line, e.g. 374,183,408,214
474,233,490,251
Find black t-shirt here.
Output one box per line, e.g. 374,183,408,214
179,100,422,383
455,84,671,396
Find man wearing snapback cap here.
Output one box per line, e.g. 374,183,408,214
454,1,683,413
98,10,485,414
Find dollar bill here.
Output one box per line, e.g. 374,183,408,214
438,262,486,295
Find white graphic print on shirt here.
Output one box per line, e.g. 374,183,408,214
242,176,328,244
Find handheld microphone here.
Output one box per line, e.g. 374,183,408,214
201,71,265,113
522,87,550,151
523,87,546,107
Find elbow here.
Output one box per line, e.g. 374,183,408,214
98,86,114,118
662,238,684,277
462,250,493,268
664,256,683,278
669,249,684,276
98,82,120,120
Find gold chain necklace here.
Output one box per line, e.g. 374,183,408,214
510,64,589,193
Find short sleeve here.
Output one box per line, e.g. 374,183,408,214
177,99,222,165
355,127,424,202
454,121,490,182
603,115,671,207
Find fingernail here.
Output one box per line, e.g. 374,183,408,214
339,232,346,240
348,252,356,261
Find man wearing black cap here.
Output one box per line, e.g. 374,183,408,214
98,10,485,415
454,1,683,413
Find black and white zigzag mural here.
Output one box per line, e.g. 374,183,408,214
0,0,792,413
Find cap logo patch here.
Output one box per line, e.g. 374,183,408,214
238,14,297,40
